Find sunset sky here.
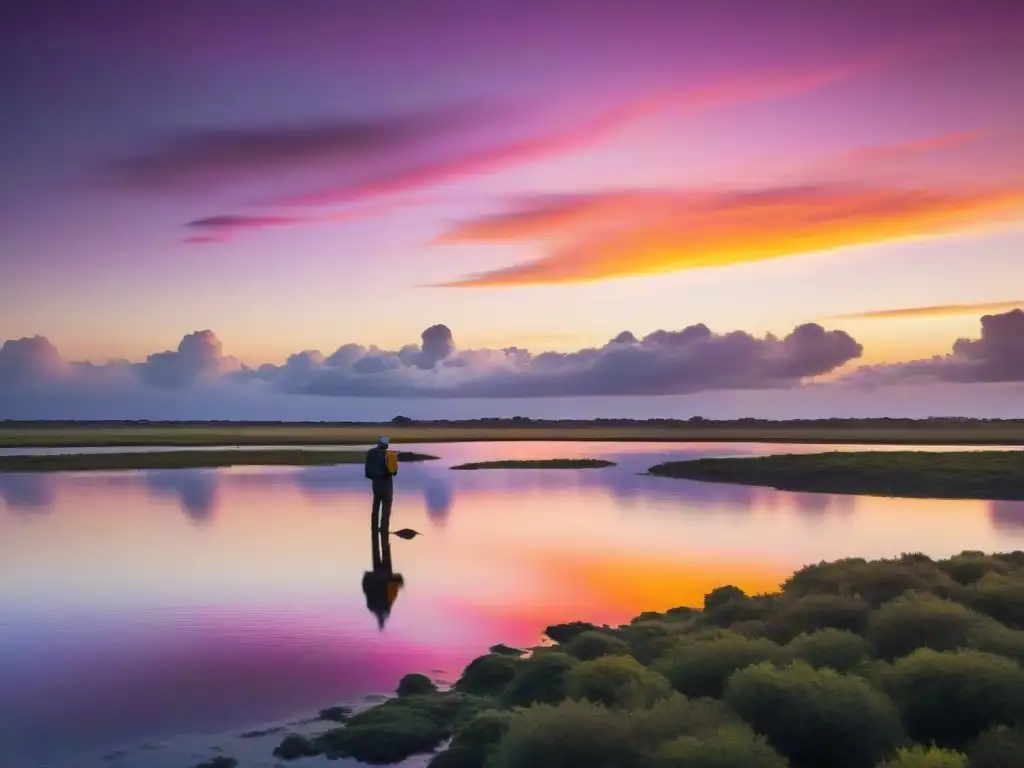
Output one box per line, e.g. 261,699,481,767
1,0,1023,419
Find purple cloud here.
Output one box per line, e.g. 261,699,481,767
0,320,861,403
847,309,1024,386
101,105,492,193
7,312,1023,420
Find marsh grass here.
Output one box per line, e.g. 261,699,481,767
648,451,1024,500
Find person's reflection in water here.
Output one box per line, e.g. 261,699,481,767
362,517,405,630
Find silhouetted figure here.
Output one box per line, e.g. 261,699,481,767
364,436,398,532
362,514,405,629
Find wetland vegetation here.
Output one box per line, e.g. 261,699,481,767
648,451,1024,501
253,550,1024,768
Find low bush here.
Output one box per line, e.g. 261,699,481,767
453,654,520,696
875,745,967,767
763,593,871,643
867,593,992,660
484,700,636,768
967,725,1024,768
649,725,787,768
565,655,671,709
502,651,579,708
563,630,630,661
880,648,1024,750
397,673,437,697
724,661,904,768
784,628,870,672
655,635,782,698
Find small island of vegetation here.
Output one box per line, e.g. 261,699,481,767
647,451,1024,501
450,459,616,470
0,449,439,473
256,551,1024,768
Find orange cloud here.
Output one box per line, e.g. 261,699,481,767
831,300,1024,321
437,184,1024,287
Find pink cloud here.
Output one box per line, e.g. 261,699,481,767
270,62,880,209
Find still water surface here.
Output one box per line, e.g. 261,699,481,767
2,441,1023,767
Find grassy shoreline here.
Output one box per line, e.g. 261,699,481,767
254,551,1024,768
450,459,616,470
2,420,1024,448
648,450,1024,501
0,449,439,473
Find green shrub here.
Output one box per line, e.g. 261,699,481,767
450,709,513,751
485,700,635,768
428,710,513,768
937,552,1007,586
961,572,1024,629
655,635,782,698
724,661,904,768
783,557,956,606
487,695,747,768
649,725,787,768
764,593,871,642
563,630,630,661
867,593,993,660
967,725,1024,768
565,655,671,709
617,620,691,665
454,654,520,696
993,551,1024,568
502,651,579,708
875,745,967,767
625,693,738,744
705,585,747,612
702,590,779,628
489,644,525,657
960,620,1024,662
881,649,1024,750
273,733,320,760
784,628,869,672
315,693,486,764
544,621,602,644
397,673,438,697
728,619,769,638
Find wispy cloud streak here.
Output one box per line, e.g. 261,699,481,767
831,300,1024,321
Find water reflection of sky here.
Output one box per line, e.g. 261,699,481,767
1,441,1022,766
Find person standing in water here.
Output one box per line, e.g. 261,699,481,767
364,436,398,532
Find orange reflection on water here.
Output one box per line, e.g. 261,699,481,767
444,550,790,640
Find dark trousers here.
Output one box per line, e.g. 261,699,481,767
372,483,393,532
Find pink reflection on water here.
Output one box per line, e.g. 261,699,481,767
1,441,1022,758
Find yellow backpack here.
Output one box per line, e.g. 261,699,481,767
385,450,398,475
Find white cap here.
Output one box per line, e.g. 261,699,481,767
379,436,390,446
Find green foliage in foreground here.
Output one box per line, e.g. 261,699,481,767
276,550,1024,767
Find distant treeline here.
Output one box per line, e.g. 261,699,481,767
0,416,1019,428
